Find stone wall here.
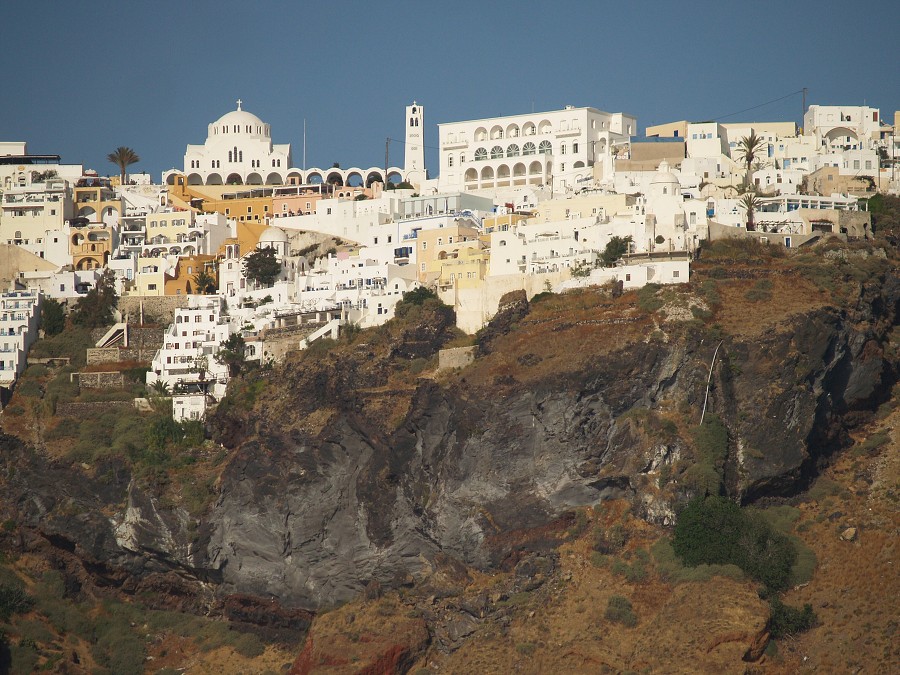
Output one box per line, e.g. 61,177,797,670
75,371,126,389
86,347,158,365
56,400,135,416
438,346,476,372
118,295,189,325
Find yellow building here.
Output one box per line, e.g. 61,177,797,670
167,174,273,224
145,210,204,257
532,192,633,223
430,242,489,292
416,223,480,282
134,256,168,296
70,225,114,270
645,120,689,139
73,175,122,224
164,255,217,296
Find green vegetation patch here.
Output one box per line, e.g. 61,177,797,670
768,597,816,638
651,538,744,584
604,595,637,627
636,283,664,313
673,495,797,592
682,414,728,495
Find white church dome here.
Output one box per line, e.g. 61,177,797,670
650,160,680,187
259,226,289,245
208,100,269,140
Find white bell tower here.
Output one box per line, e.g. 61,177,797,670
404,101,426,186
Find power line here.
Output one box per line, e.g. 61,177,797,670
712,90,805,122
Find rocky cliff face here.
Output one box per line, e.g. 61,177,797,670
2,271,897,615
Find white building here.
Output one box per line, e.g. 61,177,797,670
437,105,636,195
804,105,883,154
0,289,41,390
147,296,235,400
0,178,74,261
181,100,292,187
166,102,405,189
294,255,419,326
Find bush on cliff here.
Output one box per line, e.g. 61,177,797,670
673,495,797,592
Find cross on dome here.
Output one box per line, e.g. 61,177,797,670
236,98,242,110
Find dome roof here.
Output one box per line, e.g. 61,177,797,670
650,160,680,186
259,226,289,245
208,100,269,140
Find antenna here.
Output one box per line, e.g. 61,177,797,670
303,118,307,170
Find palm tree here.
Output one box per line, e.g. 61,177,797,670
107,146,140,186
192,268,216,295
150,379,171,397
735,132,766,188
739,191,763,231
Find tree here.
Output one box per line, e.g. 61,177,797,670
600,235,633,267
570,259,593,278
215,334,247,377
735,132,766,188
41,297,66,336
72,269,118,328
150,380,171,397
673,495,797,591
739,191,763,232
107,146,140,186
243,246,281,287
192,267,217,294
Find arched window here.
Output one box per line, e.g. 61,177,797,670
490,146,504,159
448,154,454,167
475,148,487,161
228,151,232,162
539,141,552,155
523,142,536,156
507,144,520,157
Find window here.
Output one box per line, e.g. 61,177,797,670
491,146,504,159
625,274,631,281
422,242,427,250
448,155,454,167
572,142,578,153
561,143,566,155
507,144,520,157
475,148,487,161
673,270,680,278
539,141,552,154
148,283,157,291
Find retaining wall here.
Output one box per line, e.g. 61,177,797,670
438,346,476,372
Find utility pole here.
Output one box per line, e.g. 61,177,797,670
802,87,808,123
385,137,390,183
303,119,307,171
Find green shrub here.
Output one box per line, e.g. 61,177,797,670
593,523,628,554
682,414,728,495
604,595,637,627
673,495,797,591
4,405,25,416
768,597,816,638
24,364,49,378
636,284,663,312
0,581,34,620
15,379,42,398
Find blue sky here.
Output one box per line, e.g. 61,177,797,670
2,0,898,180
